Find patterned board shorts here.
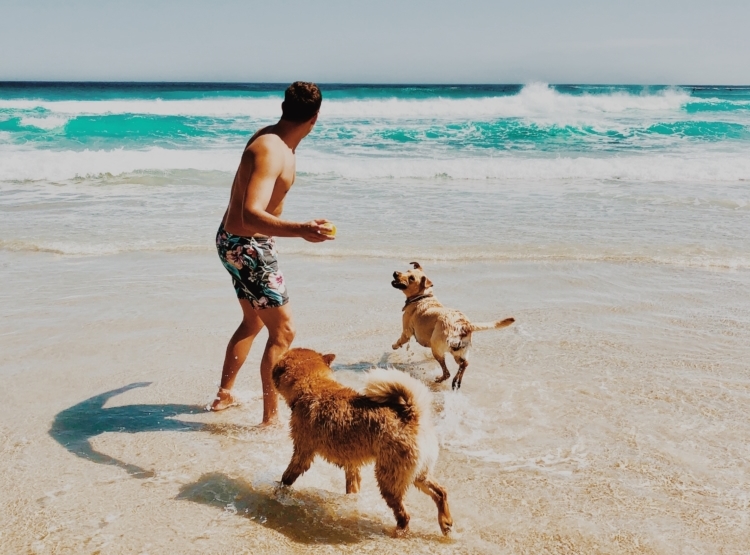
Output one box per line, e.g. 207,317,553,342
216,223,289,309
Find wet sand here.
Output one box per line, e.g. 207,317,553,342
1,250,749,554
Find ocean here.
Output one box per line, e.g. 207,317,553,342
1,83,749,554
2,83,750,264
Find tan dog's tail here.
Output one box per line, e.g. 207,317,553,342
363,368,432,423
469,317,515,332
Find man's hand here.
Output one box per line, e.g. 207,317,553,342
300,219,336,243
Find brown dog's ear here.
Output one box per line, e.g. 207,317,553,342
322,353,336,366
410,261,422,269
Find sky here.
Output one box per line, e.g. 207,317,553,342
1,0,749,84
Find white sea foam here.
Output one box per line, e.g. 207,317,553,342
1,145,749,183
435,391,492,451
0,146,238,182
18,115,70,130
2,237,749,269
278,245,750,270
0,97,283,119
296,149,750,182
0,84,696,123
320,83,693,121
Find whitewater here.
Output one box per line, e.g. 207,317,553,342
1,83,750,183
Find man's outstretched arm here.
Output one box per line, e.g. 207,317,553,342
240,139,332,242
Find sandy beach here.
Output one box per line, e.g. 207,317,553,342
2,248,749,554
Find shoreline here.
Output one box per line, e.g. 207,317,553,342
2,250,749,553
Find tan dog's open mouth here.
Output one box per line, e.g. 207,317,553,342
391,272,407,289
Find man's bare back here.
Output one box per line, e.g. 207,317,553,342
222,128,297,237
211,82,331,424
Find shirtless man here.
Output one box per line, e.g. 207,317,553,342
211,82,333,424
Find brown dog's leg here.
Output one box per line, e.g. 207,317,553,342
375,461,410,536
451,358,468,389
414,475,453,535
381,489,410,537
345,466,361,494
281,446,314,487
432,350,451,383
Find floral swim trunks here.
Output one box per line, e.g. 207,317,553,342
216,223,289,309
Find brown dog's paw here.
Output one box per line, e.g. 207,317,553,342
391,525,410,538
273,481,291,496
392,343,400,350
434,374,450,384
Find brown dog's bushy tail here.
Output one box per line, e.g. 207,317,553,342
469,317,515,332
363,369,432,423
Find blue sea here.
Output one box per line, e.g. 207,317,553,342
2,83,750,173
1,82,749,266
2,84,750,553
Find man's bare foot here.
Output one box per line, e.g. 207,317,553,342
256,413,280,428
209,388,238,411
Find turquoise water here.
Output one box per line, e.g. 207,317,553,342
1,83,750,161
0,82,749,265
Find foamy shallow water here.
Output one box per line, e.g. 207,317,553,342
1,251,748,554
2,173,749,270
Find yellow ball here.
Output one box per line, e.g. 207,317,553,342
322,223,337,236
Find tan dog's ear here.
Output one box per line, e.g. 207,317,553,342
420,275,433,289
410,261,422,269
322,353,336,366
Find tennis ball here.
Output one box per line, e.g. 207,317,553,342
321,223,337,236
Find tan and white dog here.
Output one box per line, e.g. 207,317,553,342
391,262,515,389
272,348,453,537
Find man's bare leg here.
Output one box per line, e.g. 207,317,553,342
255,303,296,425
211,299,265,411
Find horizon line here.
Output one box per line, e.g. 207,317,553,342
1,81,749,88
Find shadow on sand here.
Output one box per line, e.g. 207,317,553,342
49,382,207,478
177,472,384,544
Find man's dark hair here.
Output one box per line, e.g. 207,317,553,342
281,81,322,122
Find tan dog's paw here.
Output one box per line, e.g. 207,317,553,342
392,342,401,350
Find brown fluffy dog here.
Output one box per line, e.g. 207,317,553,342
391,262,515,389
272,348,453,537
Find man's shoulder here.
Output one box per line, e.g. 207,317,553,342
241,133,288,175
246,133,286,156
